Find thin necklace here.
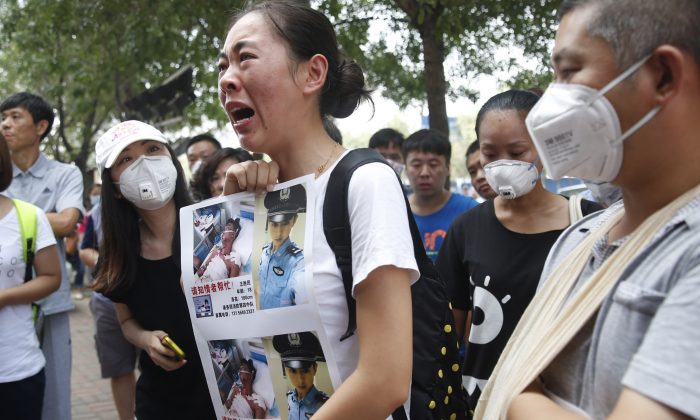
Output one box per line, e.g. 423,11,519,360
316,143,341,178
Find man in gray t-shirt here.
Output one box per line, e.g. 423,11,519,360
496,1,700,419
539,200,700,419
1,92,84,420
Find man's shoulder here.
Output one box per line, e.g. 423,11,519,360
40,155,82,180
284,241,303,258
425,193,478,221
548,207,607,257
449,192,479,210
313,389,329,402
40,154,77,170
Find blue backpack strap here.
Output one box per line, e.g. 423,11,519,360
12,199,38,282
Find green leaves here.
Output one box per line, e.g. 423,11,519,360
321,0,558,132
1,0,559,170
0,0,240,169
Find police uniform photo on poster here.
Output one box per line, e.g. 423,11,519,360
179,176,344,420
251,184,308,310
265,331,332,420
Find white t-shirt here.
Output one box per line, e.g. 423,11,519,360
0,205,57,382
313,153,420,381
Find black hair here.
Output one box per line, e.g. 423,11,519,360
240,359,257,380
323,116,343,144
465,140,480,159
186,133,222,152
0,135,12,191
190,147,254,201
0,92,55,140
225,217,242,233
231,1,373,119
368,128,405,150
475,90,540,140
92,143,193,298
401,129,451,162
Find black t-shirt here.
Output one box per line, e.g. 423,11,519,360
106,256,216,419
436,198,601,412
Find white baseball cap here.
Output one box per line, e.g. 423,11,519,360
95,120,168,173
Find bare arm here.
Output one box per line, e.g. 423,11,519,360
453,308,468,339
312,265,413,420
225,259,241,278
508,381,691,420
114,303,187,372
0,244,61,308
197,247,218,276
46,208,81,238
252,402,266,419
79,247,99,269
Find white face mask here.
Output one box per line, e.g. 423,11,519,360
89,195,101,207
584,180,622,207
116,155,177,210
484,159,539,200
525,55,661,182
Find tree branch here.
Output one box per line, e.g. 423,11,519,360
55,91,74,156
393,0,419,21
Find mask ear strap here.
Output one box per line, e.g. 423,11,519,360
527,156,540,171
612,106,661,146
528,157,541,183
597,54,652,98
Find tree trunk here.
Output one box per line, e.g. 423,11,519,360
420,14,449,136
394,0,449,136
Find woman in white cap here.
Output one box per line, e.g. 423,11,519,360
91,120,215,418
219,2,418,418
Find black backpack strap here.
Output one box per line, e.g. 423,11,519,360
324,149,386,340
24,237,35,282
323,148,433,340
325,149,447,420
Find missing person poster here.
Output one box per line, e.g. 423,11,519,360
180,176,341,419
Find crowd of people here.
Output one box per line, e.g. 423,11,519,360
1,0,699,419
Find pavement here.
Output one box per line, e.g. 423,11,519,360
69,294,121,419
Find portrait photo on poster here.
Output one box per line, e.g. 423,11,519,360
263,331,333,420
193,200,255,283
209,338,280,420
194,294,214,318
251,183,309,311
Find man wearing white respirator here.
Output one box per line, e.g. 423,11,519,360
476,1,700,420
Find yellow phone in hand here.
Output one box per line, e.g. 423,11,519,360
161,335,186,360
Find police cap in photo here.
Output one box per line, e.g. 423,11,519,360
264,184,306,223
272,332,324,369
